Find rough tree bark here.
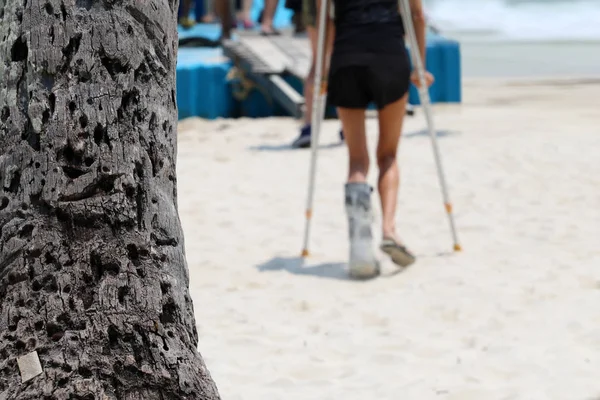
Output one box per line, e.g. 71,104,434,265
0,0,221,398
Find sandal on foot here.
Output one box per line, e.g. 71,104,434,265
380,238,416,268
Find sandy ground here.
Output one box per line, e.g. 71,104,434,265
176,78,600,400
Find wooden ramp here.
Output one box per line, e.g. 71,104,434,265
222,31,311,119
222,31,415,118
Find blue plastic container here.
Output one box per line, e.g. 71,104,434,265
407,32,461,105
176,47,235,120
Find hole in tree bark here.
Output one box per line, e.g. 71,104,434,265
126,244,139,260
134,63,151,83
93,123,109,147
68,101,76,113
99,50,129,79
11,36,27,62
160,281,170,295
44,275,58,292
62,166,88,179
159,300,177,324
78,366,92,378
118,286,129,304
8,170,21,193
79,114,88,128
23,119,41,151
0,197,8,210
44,3,53,14
49,93,56,113
1,106,9,122
44,252,56,264
125,185,135,197
19,224,34,238
91,252,120,281
46,322,64,341
82,290,94,309
107,325,119,346
61,34,82,71
42,109,50,124
60,2,67,20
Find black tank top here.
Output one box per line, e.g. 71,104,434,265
332,0,406,58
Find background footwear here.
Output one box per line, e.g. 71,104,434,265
291,125,345,149
291,125,312,148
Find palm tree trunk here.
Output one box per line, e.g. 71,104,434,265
0,0,221,398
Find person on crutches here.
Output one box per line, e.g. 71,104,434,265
327,0,433,277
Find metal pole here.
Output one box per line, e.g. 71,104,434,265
301,0,330,257
398,0,462,252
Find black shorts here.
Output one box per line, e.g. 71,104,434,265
327,55,411,110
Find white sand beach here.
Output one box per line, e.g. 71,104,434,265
176,78,600,400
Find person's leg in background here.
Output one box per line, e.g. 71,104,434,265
201,0,216,22
238,0,254,29
287,0,305,34
179,0,195,28
216,0,234,40
291,0,340,148
260,0,280,35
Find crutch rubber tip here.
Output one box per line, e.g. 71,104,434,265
301,249,310,257
453,244,462,252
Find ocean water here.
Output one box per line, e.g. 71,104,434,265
423,0,600,77
425,0,600,42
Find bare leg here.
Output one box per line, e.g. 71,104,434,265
241,0,253,25
260,0,278,33
201,0,216,22
376,95,408,241
216,0,233,39
292,19,336,148
337,107,368,182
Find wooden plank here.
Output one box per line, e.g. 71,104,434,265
237,36,292,74
227,31,311,80
270,36,311,80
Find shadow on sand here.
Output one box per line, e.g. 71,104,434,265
402,129,460,139
247,141,344,152
255,256,353,281
248,130,458,152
